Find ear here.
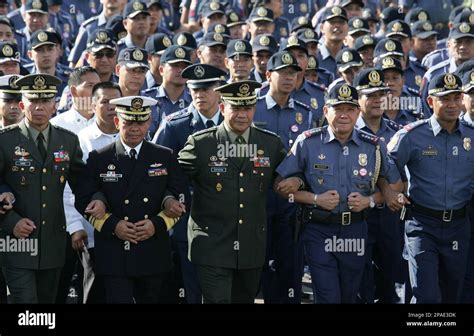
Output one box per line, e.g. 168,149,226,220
265,70,271,82
85,52,90,62
113,116,120,129
115,64,121,75
18,100,25,111
323,105,329,117
158,64,165,76
122,18,128,30
224,57,230,70
27,50,32,60
70,85,77,98
219,102,225,115
426,95,434,109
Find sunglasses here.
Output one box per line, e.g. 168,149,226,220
93,50,116,59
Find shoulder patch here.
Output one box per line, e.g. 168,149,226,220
307,80,326,92
253,126,279,138
357,129,380,145
192,127,217,138
167,109,191,122
82,16,98,26
402,119,428,132
385,118,403,131
293,99,311,111
302,127,324,139
460,117,474,129
406,86,420,96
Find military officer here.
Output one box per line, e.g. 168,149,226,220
276,82,401,303
177,80,289,304
387,73,474,303
74,95,187,303
0,74,85,303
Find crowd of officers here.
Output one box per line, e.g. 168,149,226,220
0,0,473,304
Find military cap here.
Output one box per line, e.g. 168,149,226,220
226,39,252,58
297,28,319,44
374,38,403,60
348,17,370,35
336,48,363,72
428,73,462,97
105,15,127,41
0,16,13,29
380,7,404,25
29,30,60,49
252,34,278,53
462,70,474,93
386,20,412,38
321,6,348,22
25,0,48,14
449,6,470,23
453,10,474,25
123,1,150,19
353,68,389,94
227,10,244,28
207,23,230,36
0,74,22,100
362,8,378,23
198,32,228,48
117,47,149,69
291,16,313,33
201,1,225,18
146,33,172,55
405,7,430,24
172,32,197,50
326,82,359,106
0,41,19,64
47,0,62,5
147,0,162,9
110,96,157,122
249,6,274,23
307,55,318,71
15,74,61,100
279,35,308,54
87,28,117,52
267,51,302,72
375,56,403,75
411,21,438,39
341,0,364,8
181,63,227,89
214,80,261,106
354,34,377,51
160,45,192,65
449,22,474,40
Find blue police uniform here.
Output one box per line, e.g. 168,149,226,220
421,48,449,69
388,114,474,303
117,35,143,54
160,0,180,32
404,58,426,93
62,0,101,29
7,7,25,30
14,30,28,61
292,79,326,128
145,85,192,120
317,67,334,88
317,43,338,79
274,16,291,43
282,0,315,22
49,9,77,48
145,71,161,90
277,124,400,303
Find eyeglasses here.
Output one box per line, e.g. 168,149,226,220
93,50,116,59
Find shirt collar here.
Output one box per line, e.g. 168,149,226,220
325,125,360,146
198,109,220,126
25,118,50,145
98,13,107,26
223,121,250,143
156,85,167,98
463,112,473,123
318,43,332,60
91,122,119,140
120,139,144,157
265,93,294,109
429,114,462,136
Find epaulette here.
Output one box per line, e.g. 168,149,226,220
0,124,19,135
384,118,403,131
357,129,380,145
257,95,266,101
421,48,444,64
460,117,474,129
402,119,428,132
302,127,324,139
82,16,98,27
406,86,420,97
293,99,311,111
144,87,158,95
167,109,191,122
306,80,326,92
14,29,25,37
253,126,279,138
52,124,77,137
257,82,269,96
192,126,217,138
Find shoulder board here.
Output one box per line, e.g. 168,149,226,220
460,117,474,129
144,87,158,94
293,99,311,111
192,127,217,138
253,126,279,138
0,124,19,134
82,16,98,26
406,86,420,96
306,80,326,91
423,48,443,59
357,129,380,145
302,127,324,139
402,119,428,132
257,95,266,101
167,109,192,122
15,30,25,37
429,58,450,72
51,124,77,137
384,118,403,131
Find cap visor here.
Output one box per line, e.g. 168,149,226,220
431,89,463,97
359,87,390,95
464,84,474,93
253,46,276,53
187,81,220,89
25,9,48,14
339,61,363,72
205,10,225,18
328,101,359,107
271,64,302,72
0,92,21,100
414,31,438,39
226,51,252,58
0,58,20,64
386,32,409,38
121,61,149,69
451,33,474,40
89,45,116,53
227,22,245,28
128,11,151,18
200,41,226,48
349,28,370,35
324,15,348,22
166,59,193,65
251,18,274,23
32,42,56,49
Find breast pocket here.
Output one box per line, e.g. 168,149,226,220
413,151,441,178
51,162,69,175
310,163,334,190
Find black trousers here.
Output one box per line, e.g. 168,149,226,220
102,274,166,304
196,265,262,304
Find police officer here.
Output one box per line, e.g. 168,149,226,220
0,74,85,303
225,39,253,82
346,16,370,49
0,74,23,128
251,34,278,84
227,10,246,40
387,72,474,303
0,42,21,76
262,0,290,42
331,48,364,88
193,1,227,42
74,95,186,303
173,32,198,63
177,80,289,304
117,1,150,53
196,32,229,73
354,34,377,69
247,6,275,44
276,82,401,303
145,33,172,89
410,21,439,70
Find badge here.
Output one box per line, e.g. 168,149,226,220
300,3,308,12
291,124,299,133
211,167,227,173
318,153,326,160
210,156,217,162
464,137,472,151
358,153,367,166
14,146,29,157
318,177,324,184
100,171,123,182
216,183,222,192
422,145,438,156
311,98,318,109
20,176,26,186
60,175,65,183
54,150,70,163
353,169,359,176
12,166,19,172
295,112,303,124
108,164,115,170
254,157,271,167
359,168,367,177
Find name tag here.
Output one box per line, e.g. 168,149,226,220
100,172,122,182
15,159,32,167
314,164,329,170
211,167,227,173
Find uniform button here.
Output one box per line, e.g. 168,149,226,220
42,220,46,225
144,215,148,219
42,168,47,173
260,173,264,176
42,186,47,191
21,168,25,171
124,199,129,204
240,188,244,192
216,173,220,176
143,198,148,203
205,226,209,230
42,204,46,208
239,219,243,224
124,216,129,221
240,204,244,208
239,172,244,177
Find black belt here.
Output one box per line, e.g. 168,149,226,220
410,203,466,222
307,209,366,225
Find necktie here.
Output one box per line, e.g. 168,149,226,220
206,120,215,129
129,148,137,161
235,136,246,168
37,133,47,161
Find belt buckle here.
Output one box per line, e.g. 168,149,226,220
376,203,385,209
442,210,452,222
342,212,351,225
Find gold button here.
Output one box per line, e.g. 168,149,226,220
42,186,47,191
216,173,220,176
143,198,148,203
124,216,129,221
239,172,244,177
42,220,46,225
124,199,129,204
240,204,244,208
43,168,47,173
21,168,24,171
239,219,243,224
144,214,148,219
261,173,264,176
42,204,46,208
240,188,244,192
205,226,209,230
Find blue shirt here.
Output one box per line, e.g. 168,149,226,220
292,79,325,127
274,17,291,43
277,126,400,213
146,85,192,121
317,67,334,89
254,94,313,150
281,0,315,22
388,116,474,210
317,43,338,79
421,48,449,69
68,12,107,65
404,58,426,93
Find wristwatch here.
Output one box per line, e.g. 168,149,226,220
369,195,375,208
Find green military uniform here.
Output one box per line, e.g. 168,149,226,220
178,80,287,303
0,74,85,303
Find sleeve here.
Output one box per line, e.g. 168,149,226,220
67,135,86,194
177,134,199,179
68,24,88,64
0,141,22,235
276,134,307,178
387,129,412,177
64,182,87,235
153,121,179,155
378,139,401,185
